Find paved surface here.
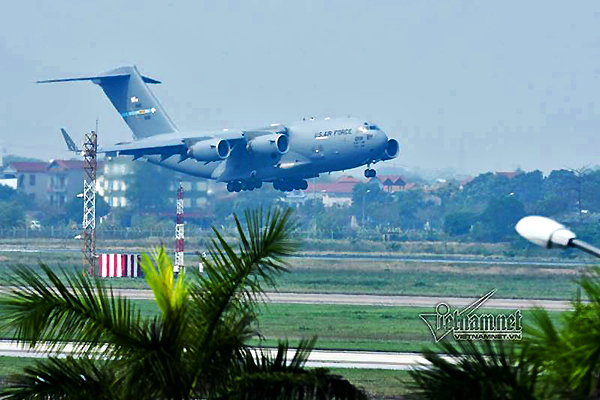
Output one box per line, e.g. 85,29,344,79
109,289,572,311
1,246,595,267
0,286,572,311
0,340,430,370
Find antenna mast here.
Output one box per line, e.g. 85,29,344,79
82,130,97,275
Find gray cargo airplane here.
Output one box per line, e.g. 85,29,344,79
39,66,399,192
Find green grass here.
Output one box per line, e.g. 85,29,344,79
329,368,412,399
0,357,37,378
252,303,564,352
128,300,562,353
0,250,588,299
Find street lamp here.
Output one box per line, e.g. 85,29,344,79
515,215,600,258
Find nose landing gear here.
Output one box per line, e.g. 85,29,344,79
364,168,376,178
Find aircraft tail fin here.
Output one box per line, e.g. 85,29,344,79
60,128,80,152
38,66,177,139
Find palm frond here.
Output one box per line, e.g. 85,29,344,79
224,338,367,400
0,264,144,356
139,246,189,319
1,356,117,400
408,340,542,400
523,267,600,398
187,208,299,395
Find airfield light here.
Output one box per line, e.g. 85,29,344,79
516,215,600,258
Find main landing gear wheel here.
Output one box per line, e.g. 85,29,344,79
229,180,262,192
364,169,376,178
227,181,242,193
273,179,308,192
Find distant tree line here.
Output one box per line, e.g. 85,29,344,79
4,164,600,244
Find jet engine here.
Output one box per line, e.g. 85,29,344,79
188,138,231,161
247,134,289,155
382,138,399,160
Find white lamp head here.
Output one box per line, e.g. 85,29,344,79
515,216,576,248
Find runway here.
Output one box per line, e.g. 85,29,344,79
0,286,569,311
104,289,571,311
0,340,430,370
1,246,595,267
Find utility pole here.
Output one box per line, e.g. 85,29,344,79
82,130,97,275
174,184,185,276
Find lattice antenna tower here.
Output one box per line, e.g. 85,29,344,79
174,184,185,275
82,130,97,275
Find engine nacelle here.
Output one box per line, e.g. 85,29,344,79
188,138,230,161
247,134,289,155
382,138,399,160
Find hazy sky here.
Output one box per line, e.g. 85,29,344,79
1,1,599,175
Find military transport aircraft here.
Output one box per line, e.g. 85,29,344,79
39,66,399,192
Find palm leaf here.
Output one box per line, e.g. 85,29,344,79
224,338,367,400
408,340,543,400
0,264,144,356
1,356,117,400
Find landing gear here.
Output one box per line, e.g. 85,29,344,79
273,179,308,192
364,168,376,178
227,180,262,193
227,181,242,193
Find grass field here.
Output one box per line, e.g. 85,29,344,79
0,249,589,300
122,300,562,353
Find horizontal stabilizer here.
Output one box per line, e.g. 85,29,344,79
37,74,161,84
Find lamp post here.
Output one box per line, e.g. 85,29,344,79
515,215,600,258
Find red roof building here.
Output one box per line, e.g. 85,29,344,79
369,174,406,192
306,175,361,195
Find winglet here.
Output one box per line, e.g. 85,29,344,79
60,128,80,152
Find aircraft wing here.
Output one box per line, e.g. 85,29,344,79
99,131,247,162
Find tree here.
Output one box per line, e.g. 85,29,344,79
525,267,600,399
462,172,512,207
444,211,478,236
127,162,173,212
511,170,544,207
0,201,25,228
396,189,429,230
0,185,17,201
408,340,543,400
0,209,366,400
63,194,111,225
476,196,526,242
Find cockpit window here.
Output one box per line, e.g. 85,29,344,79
368,125,380,131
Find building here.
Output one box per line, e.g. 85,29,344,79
370,175,406,192
98,157,213,211
47,160,86,207
97,157,130,208
3,162,51,203
0,168,17,189
304,175,362,207
3,159,95,206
